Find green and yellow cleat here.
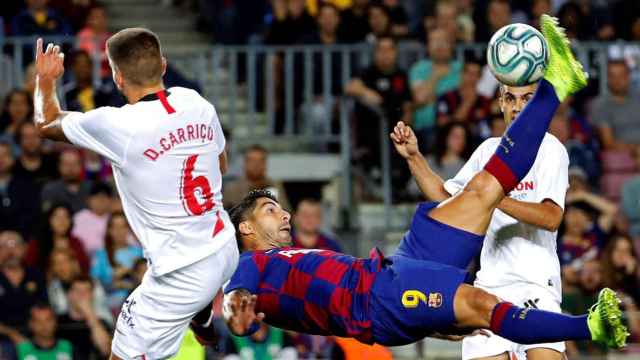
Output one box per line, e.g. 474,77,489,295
587,288,629,349
540,14,588,101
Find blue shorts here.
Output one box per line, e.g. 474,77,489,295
395,202,484,270
370,255,469,346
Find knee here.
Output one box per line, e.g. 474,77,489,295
455,285,500,328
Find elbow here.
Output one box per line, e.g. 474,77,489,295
545,212,563,232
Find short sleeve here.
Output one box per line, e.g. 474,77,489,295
211,107,226,155
61,107,131,166
444,139,490,195
535,139,569,210
224,254,262,294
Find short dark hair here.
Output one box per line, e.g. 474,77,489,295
90,181,113,197
229,189,278,237
608,59,629,70
318,2,340,16
244,144,268,156
106,28,163,87
375,35,397,48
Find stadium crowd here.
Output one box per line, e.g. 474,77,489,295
1,0,640,358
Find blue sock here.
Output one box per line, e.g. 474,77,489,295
490,302,591,344
484,79,560,193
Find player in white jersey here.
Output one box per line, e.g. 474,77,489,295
33,29,238,359
403,83,569,359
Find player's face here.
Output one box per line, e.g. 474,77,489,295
499,83,538,125
248,197,292,249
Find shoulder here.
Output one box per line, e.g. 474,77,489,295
410,60,431,75
542,133,569,158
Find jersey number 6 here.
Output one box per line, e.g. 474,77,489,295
181,154,214,216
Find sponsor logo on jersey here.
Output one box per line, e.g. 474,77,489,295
428,293,443,308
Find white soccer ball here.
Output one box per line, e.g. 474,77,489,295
487,23,549,86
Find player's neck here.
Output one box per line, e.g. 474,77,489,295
125,83,166,104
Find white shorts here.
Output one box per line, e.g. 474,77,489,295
462,282,566,359
111,239,239,360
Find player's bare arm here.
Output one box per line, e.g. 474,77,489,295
219,150,229,175
390,121,449,201
33,38,78,142
223,289,265,336
497,198,564,232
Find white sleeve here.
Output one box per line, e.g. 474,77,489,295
61,107,131,166
443,140,489,195
535,140,569,210
211,107,226,155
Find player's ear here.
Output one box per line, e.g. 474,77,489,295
161,57,167,77
238,221,254,236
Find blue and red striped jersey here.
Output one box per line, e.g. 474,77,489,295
224,247,384,344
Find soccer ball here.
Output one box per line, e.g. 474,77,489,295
487,23,549,86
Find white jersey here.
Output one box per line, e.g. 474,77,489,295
444,133,569,301
62,87,235,276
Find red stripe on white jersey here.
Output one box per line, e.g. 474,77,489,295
156,90,176,114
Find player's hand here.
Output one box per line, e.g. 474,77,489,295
35,38,65,82
390,121,419,159
226,293,265,336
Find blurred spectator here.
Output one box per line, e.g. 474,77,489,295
559,192,617,287
77,4,111,77
26,204,90,272
47,248,111,322
0,89,33,138
383,0,408,37
338,0,370,43
562,259,607,355
345,36,412,179
56,276,112,359
223,145,291,210
601,234,640,304
556,1,588,41
591,60,640,152
224,322,296,360
0,231,47,333
91,213,143,312
475,0,511,42
366,2,391,43
429,0,474,44
487,114,506,139
22,63,37,97
265,0,315,45
62,50,121,112
548,106,601,185
425,122,471,181
15,304,74,360
50,0,96,32
622,148,640,238
0,141,40,237
292,198,341,252
11,0,72,36
288,332,339,359
299,3,344,101
435,58,490,133
12,122,58,186
410,27,462,145
41,149,92,213
529,0,551,29
81,149,113,182
72,181,112,255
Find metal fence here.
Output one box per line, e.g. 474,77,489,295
0,36,633,229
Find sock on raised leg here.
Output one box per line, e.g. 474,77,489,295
490,302,591,344
484,79,560,193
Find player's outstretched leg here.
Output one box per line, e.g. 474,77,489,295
428,14,587,235
454,285,629,349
